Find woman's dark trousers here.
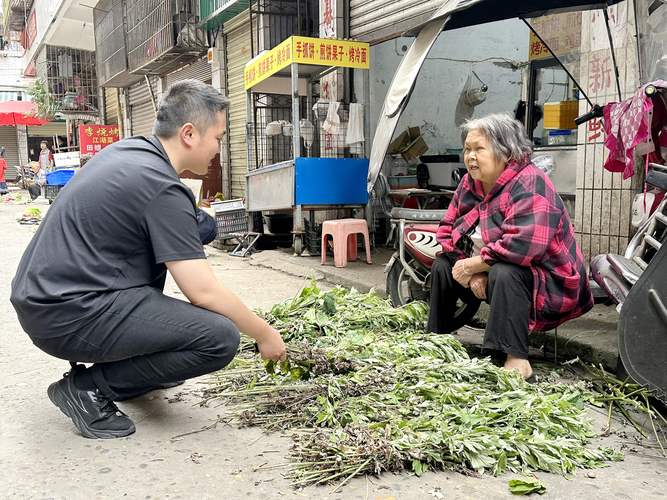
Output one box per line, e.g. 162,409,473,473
427,255,533,359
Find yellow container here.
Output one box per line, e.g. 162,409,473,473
543,101,579,130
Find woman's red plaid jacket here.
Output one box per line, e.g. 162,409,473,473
436,160,593,332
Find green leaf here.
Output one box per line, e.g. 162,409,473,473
493,451,508,475
264,359,276,374
279,359,291,373
508,477,546,495
323,294,337,315
411,459,426,476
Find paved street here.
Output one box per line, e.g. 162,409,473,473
1,195,666,499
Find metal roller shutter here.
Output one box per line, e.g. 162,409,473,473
0,127,20,167
128,77,158,136
165,58,213,87
350,0,441,43
104,87,119,124
27,122,67,137
225,12,253,198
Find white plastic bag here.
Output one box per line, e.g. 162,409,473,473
532,154,555,178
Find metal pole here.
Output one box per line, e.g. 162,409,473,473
291,63,303,247
252,93,259,170
249,3,254,58
363,69,371,158
603,6,624,101
306,78,313,158
291,63,301,158
246,88,254,207
145,75,157,114
632,0,643,81
115,88,124,138
246,89,253,166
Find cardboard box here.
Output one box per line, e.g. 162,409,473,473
543,101,578,130
388,126,429,162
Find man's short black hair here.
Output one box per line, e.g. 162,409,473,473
154,79,230,139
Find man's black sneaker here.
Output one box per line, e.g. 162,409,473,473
47,369,136,439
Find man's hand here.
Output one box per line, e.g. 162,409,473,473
469,273,488,300
257,327,287,361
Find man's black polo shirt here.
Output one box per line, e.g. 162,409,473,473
11,136,205,339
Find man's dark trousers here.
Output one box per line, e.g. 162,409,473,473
31,283,241,401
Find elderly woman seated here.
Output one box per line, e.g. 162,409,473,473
428,113,593,380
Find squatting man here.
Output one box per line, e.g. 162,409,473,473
11,80,287,439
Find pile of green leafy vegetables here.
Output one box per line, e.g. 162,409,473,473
202,282,626,488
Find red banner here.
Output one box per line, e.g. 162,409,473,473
79,125,120,155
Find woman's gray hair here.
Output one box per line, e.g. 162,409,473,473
153,79,229,138
460,113,533,164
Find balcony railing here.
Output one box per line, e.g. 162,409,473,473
36,44,100,114
3,0,35,33
125,0,208,75
94,0,142,87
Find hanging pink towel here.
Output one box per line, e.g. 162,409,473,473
603,80,667,179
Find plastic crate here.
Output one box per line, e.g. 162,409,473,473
215,209,248,239
46,169,75,186
211,198,245,213
304,219,323,255
45,184,63,201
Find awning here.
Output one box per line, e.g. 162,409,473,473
199,0,250,30
0,101,49,127
410,0,626,35
367,0,625,193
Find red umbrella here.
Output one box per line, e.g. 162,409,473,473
0,101,49,126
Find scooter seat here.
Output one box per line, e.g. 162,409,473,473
606,254,643,285
590,254,632,305
390,207,447,222
647,163,667,191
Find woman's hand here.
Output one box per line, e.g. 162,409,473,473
453,256,490,287
452,259,473,287
469,273,488,300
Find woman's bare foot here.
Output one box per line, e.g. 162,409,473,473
503,355,533,379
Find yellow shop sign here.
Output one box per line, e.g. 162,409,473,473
244,36,370,90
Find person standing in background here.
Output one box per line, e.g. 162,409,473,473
38,141,54,171
0,147,8,195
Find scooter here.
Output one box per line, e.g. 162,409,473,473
577,83,667,309
384,169,484,330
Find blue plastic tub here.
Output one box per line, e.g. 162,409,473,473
46,169,75,186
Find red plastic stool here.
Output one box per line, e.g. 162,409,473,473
321,218,372,268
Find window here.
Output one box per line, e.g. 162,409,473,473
525,58,580,147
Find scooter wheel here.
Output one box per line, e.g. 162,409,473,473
386,258,429,307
